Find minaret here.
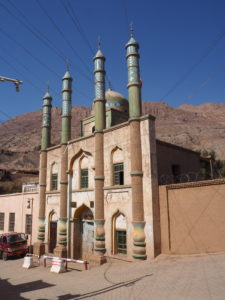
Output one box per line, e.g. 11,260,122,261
126,25,147,260
61,66,72,143
93,40,107,264
126,24,142,117
34,88,52,256
54,67,72,258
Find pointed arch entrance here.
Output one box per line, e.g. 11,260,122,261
49,211,58,253
73,205,94,259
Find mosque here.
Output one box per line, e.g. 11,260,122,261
33,31,203,263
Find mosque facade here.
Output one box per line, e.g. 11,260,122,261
33,32,201,263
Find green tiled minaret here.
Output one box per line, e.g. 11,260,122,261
61,68,72,143
126,26,147,260
93,41,107,263
54,68,73,258
93,42,106,131
125,25,142,118
41,89,52,150
34,88,52,256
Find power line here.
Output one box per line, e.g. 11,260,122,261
61,0,95,56
186,64,225,102
0,27,60,79
159,29,225,102
3,0,92,84
0,27,90,102
0,52,43,93
36,0,92,78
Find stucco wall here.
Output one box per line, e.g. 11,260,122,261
156,141,200,184
0,192,39,245
159,179,225,254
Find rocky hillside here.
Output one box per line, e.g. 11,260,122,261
1,101,225,173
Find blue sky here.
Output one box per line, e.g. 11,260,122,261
1,0,225,120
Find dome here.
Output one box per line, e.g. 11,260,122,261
105,90,128,112
91,89,129,115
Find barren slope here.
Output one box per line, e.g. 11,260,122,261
0,102,225,172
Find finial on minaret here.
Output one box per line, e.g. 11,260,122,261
66,59,69,71
130,22,134,38
98,36,101,50
108,80,112,91
94,36,105,59
47,81,50,93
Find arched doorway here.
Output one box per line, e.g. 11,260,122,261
112,212,127,255
73,205,94,259
49,211,58,253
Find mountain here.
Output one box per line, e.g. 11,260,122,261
1,102,225,174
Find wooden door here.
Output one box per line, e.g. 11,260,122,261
49,221,57,253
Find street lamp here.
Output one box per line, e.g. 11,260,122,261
27,198,33,253
0,76,23,92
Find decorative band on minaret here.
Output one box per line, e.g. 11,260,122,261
126,26,147,260
54,68,72,257
41,90,52,150
93,42,106,261
125,25,142,118
34,89,52,256
61,68,72,143
94,42,106,131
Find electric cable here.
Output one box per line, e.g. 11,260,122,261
61,0,95,56
186,64,225,102
36,0,92,77
3,0,93,84
159,29,225,102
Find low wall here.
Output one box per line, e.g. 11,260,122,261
159,179,225,254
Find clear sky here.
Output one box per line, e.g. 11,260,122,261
1,0,225,121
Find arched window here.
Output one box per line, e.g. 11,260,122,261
69,149,93,190
112,212,127,255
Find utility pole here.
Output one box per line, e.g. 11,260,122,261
0,76,23,92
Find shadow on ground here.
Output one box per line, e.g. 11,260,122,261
0,278,55,300
55,273,153,300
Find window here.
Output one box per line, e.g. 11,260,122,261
116,230,127,254
0,213,4,231
172,164,181,183
25,214,32,234
113,163,124,185
81,169,88,188
51,173,58,191
8,213,15,232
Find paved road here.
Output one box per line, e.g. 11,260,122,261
0,253,225,299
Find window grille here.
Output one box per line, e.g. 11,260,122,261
81,169,88,189
113,163,124,185
9,213,15,232
0,213,4,231
51,173,58,190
